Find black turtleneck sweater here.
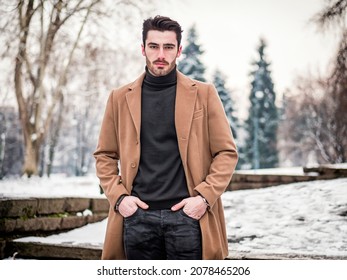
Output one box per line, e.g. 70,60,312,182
131,67,189,209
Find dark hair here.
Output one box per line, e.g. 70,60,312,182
142,15,183,47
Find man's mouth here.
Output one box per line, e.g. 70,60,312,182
154,61,168,67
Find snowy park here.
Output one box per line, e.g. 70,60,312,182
1,170,346,260
0,0,346,265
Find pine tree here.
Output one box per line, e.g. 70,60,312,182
212,69,238,139
178,25,206,82
243,38,279,169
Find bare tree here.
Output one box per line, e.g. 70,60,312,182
280,75,346,165
313,0,347,29
313,0,347,162
279,0,347,166
3,1,100,176
313,0,347,103
0,0,155,177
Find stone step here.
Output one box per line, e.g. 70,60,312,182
228,166,347,191
6,241,346,260
227,250,347,260
1,213,108,235
0,197,109,218
0,197,109,236
303,165,347,176
7,240,102,260
0,197,109,259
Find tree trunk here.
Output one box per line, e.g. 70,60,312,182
46,96,64,177
23,138,40,177
0,115,5,179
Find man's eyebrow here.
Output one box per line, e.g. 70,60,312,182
164,43,176,47
147,42,176,47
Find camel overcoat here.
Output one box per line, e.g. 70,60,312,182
94,70,238,260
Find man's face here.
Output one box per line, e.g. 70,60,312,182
142,30,182,76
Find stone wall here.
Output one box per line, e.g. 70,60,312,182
228,165,347,191
0,197,109,236
0,197,109,259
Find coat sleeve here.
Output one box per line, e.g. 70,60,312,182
93,91,129,209
194,84,238,208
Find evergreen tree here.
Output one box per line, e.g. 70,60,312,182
243,38,279,169
178,24,206,82
212,69,239,139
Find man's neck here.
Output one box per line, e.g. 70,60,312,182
144,66,177,87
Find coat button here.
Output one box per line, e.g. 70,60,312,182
131,162,136,168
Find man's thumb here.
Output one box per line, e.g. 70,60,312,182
136,198,149,209
171,200,186,211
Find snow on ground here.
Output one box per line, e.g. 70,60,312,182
0,174,105,198
223,178,347,257
1,173,347,257
15,219,108,249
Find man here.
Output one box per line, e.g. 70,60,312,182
94,15,238,260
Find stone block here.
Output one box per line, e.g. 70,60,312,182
9,241,102,260
0,239,6,259
14,217,62,232
87,213,108,223
60,216,87,230
279,175,299,183
0,198,38,218
245,175,266,183
37,198,65,215
91,198,109,213
64,198,90,213
0,218,16,233
37,217,63,231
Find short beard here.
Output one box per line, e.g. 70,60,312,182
146,57,176,77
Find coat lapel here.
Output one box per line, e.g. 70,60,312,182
126,73,145,139
175,71,197,165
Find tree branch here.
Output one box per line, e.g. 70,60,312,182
312,0,347,30
42,0,98,139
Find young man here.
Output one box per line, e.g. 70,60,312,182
94,15,238,260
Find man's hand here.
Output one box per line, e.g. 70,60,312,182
118,196,149,218
171,196,208,220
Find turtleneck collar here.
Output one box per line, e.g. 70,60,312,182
143,66,177,90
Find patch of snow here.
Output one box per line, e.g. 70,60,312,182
223,178,347,256
31,133,37,141
82,209,93,216
0,173,104,199
2,173,346,257
15,219,107,249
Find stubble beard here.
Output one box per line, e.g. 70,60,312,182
146,57,176,77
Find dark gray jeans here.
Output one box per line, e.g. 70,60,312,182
123,208,202,260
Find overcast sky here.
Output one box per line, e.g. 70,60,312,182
1,1,340,115
150,0,340,111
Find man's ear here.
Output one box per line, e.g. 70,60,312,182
141,44,146,56
177,45,182,58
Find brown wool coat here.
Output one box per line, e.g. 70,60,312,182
94,71,238,260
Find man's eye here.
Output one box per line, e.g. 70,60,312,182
149,45,158,49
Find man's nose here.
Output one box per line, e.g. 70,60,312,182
158,47,165,59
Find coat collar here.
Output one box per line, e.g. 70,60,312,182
125,70,197,163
